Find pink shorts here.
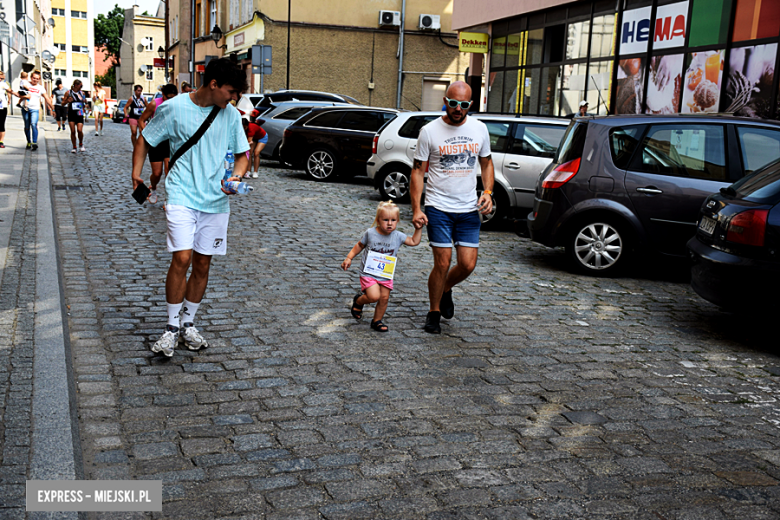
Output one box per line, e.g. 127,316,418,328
360,276,393,291
129,118,139,127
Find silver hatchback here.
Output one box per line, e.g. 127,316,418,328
366,112,568,226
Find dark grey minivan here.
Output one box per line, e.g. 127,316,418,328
526,115,780,275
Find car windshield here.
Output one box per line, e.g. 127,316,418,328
730,158,780,204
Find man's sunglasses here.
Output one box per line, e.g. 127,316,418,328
445,97,472,110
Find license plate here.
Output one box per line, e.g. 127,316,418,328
698,216,716,235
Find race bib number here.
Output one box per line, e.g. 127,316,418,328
364,250,397,280
134,108,144,116
71,102,83,111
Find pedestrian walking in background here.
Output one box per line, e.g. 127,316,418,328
62,80,87,153
92,82,106,136
246,110,267,178
18,71,54,151
410,81,495,334
0,70,23,149
137,83,178,202
52,80,68,132
342,201,422,332
124,84,147,147
131,58,250,357
180,81,193,94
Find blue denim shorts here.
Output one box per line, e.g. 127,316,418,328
425,206,480,248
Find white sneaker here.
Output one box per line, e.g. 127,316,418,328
180,323,209,350
71,148,76,154
95,131,99,136
151,328,178,357
251,171,258,178
100,129,104,136
79,145,86,152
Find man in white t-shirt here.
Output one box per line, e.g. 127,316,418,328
411,81,495,334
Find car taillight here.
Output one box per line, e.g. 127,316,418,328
283,129,292,138
541,158,581,189
726,209,768,246
372,135,379,154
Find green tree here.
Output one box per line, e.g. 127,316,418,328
94,5,125,61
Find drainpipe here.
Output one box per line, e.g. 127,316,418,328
190,0,195,85
395,0,405,109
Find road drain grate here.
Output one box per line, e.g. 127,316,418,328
53,186,85,191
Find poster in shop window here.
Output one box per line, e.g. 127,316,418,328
616,58,644,114
725,44,777,119
682,50,724,114
645,54,683,114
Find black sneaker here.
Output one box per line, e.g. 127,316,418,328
26,142,31,150
424,311,441,334
440,290,454,319
31,144,38,151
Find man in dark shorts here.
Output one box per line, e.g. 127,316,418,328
53,80,68,131
410,81,495,334
138,83,178,199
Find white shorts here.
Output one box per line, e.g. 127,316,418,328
166,204,229,255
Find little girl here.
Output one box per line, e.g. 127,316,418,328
342,201,422,332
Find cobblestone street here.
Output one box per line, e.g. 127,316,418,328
33,117,780,519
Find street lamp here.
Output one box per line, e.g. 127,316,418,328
211,25,228,50
157,46,165,59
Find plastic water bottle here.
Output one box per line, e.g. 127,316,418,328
148,190,158,204
223,150,235,181
223,181,254,194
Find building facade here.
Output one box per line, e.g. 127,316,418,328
51,0,94,90
117,6,165,100
166,0,471,110
454,0,780,119
1,0,56,96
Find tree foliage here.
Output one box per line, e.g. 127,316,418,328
94,5,125,61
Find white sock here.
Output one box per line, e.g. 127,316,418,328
167,302,183,329
181,299,200,325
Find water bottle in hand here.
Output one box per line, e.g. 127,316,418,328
223,150,235,182
223,181,254,194
148,190,158,204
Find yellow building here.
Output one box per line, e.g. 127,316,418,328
168,0,473,110
117,6,166,100
51,0,95,90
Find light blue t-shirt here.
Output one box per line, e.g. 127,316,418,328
142,93,249,213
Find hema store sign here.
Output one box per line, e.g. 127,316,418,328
620,1,688,55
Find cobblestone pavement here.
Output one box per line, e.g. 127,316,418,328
45,118,780,520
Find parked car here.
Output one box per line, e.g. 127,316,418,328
526,115,780,275
366,111,568,227
112,100,128,123
254,101,351,161
255,90,362,115
688,158,780,309
279,106,398,180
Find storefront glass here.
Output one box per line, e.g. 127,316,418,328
587,60,613,115
566,21,590,60
590,14,616,58
560,63,587,115
725,44,778,119
488,70,504,113
540,66,561,115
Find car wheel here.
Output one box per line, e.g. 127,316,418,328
476,185,507,230
305,148,339,181
378,167,411,202
566,218,629,276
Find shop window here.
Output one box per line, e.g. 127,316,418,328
522,68,541,114
632,125,726,181
725,44,778,119
587,60,613,115
491,37,506,69
590,14,616,58
566,21,590,60
689,0,731,47
732,0,780,42
488,70,504,113
540,66,562,115
504,69,519,113
543,25,565,63
560,63,587,116
616,58,645,114
645,53,684,114
505,33,524,68
737,127,780,174
682,50,724,113
526,29,544,66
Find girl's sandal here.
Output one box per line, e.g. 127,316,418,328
351,294,364,320
371,320,389,332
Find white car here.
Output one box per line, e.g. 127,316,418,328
366,112,568,226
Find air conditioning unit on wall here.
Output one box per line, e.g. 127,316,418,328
379,10,401,27
419,14,441,30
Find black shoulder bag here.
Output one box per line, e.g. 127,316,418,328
168,105,221,170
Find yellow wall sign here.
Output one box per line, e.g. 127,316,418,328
459,32,489,53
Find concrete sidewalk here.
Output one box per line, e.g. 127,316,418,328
0,114,81,519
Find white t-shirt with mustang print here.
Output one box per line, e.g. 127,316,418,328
414,116,492,213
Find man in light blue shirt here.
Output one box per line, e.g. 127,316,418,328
131,58,250,357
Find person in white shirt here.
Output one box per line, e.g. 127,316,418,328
0,70,23,149
410,81,495,334
18,70,54,151
92,81,106,135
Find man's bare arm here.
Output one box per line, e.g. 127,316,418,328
479,155,494,192
410,158,429,226
137,102,156,129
